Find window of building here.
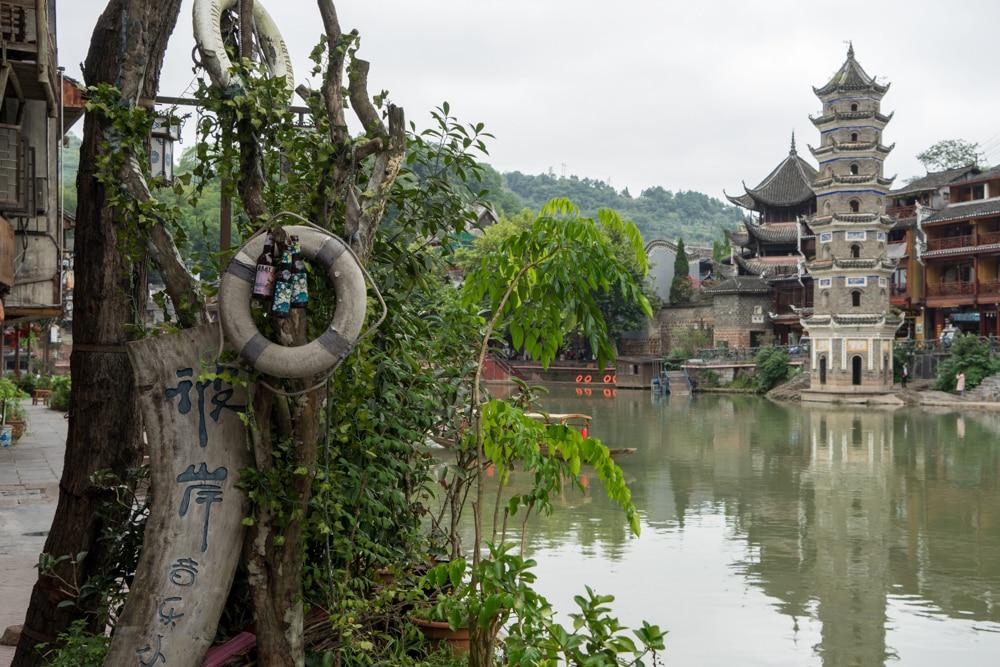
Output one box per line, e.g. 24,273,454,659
819,278,832,288
852,290,862,307
850,103,858,112
846,276,867,287
851,132,859,142
850,244,861,258
973,184,985,200
893,269,907,289
849,200,860,213
850,163,859,175
846,230,866,241
819,232,833,243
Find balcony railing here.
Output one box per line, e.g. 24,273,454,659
887,204,917,219
927,235,974,251
981,281,1000,296
979,230,1000,246
926,281,975,297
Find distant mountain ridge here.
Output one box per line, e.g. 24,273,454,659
493,170,743,244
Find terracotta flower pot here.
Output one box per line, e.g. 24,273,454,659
410,616,470,655
7,419,25,440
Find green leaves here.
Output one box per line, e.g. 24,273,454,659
463,199,651,370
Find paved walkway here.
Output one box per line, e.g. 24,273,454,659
0,401,66,667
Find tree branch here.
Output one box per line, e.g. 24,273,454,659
317,0,349,146
118,156,207,327
347,59,384,138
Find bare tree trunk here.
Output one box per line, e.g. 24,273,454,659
12,2,183,664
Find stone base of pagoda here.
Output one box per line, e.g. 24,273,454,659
801,388,905,406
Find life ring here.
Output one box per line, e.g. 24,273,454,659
219,225,366,379
193,0,293,90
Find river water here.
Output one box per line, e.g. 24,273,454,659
511,389,1000,666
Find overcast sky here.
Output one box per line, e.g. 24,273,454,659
58,0,1000,200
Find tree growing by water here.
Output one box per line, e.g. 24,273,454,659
935,333,1000,392
670,238,693,305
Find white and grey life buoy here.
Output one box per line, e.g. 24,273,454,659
219,226,366,379
193,0,294,90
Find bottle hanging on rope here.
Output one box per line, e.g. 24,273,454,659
252,232,277,300
270,243,294,318
290,235,309,309
219,223,367,379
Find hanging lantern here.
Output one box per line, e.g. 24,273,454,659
150,114,181,182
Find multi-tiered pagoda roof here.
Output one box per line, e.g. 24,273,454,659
725,138,818,212
812,44,889,97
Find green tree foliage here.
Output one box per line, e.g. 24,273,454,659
753,347,792,392
503,172,742,243
917,139,984,171
935,333,1000,391
669,238,692,305
669,326,710,359
463,199,652,370
459,208,657,340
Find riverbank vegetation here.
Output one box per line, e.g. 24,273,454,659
935,333,1000,392
25,3,665,665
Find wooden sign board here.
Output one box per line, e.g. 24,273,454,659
104,324,251,666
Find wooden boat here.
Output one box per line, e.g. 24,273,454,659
525,412,636,459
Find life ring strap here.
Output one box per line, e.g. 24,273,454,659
227,258,256,282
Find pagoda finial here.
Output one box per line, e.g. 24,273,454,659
847,41,855,59
790,131,797,154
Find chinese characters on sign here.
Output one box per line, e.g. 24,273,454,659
165,367,244,447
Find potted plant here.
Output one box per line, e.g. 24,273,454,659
0,377,28,440
411,544,545,657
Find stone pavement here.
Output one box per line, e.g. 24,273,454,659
0,401,66,667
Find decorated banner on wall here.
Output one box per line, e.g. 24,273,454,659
104,324,251,666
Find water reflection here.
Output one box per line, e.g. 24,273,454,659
520,391,1000,666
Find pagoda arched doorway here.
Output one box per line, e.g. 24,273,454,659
852,355,863,385
819,356,827,385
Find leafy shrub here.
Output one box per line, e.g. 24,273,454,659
753,347,791,392
38,620,108,667
670,325,711,359
697,369,721,388
49,375,71,412
935,333,1000,391
727,373,757,390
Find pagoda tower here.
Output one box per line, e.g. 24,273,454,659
802,45,901,395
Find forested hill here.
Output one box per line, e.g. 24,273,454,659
497,171,743,244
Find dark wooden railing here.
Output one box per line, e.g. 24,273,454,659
927,235,974,251
979,230,1000,246
980,281,1000,297
926,281,975,297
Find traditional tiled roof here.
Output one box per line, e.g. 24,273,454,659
810,109,893,128
809,213,894,227
891,216,916,230
813,172,895,189
734,254,800,278
890,165,978,196
725,139,818,211
744,221,801,244
813,44,889,97
924,198,1000,225
949,164,1000,186
809,141,894,159
922,243,1000,259
704,275,770,295
726,228,751,248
